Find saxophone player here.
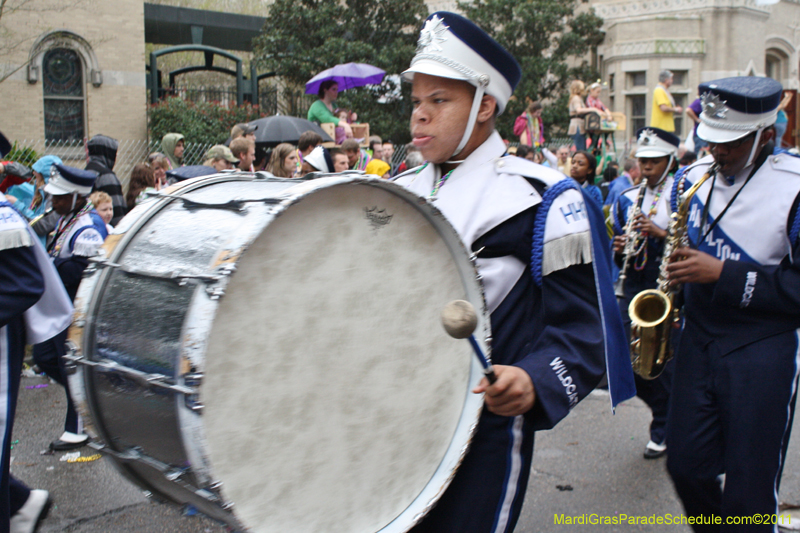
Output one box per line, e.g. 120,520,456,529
665,77,800,531
611,127,680,459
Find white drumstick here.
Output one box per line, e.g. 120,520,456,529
441,300,497,384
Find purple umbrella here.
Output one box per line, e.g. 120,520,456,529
305,63,386,95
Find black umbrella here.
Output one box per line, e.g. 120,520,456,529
0,130,11,158
247,116,332,148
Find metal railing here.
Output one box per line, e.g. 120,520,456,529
11,139,217,190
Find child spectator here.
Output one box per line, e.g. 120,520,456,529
334,109,354,145
89,191,114,233
148,153,171,189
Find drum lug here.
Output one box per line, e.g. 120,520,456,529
222,501,235,511
165,468,186,482
206,287,226,300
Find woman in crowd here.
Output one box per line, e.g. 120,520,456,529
775,91,793,148
266,143,298,178
513,100,544,148
568,80,591,151
570,150,602,207
307,81,353,138
125,163,156,213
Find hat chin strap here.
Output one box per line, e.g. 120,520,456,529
447,84,486,163
655,154,674,185
744,127,765,168
70,192,78,212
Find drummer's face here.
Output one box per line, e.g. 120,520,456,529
410,73,475,165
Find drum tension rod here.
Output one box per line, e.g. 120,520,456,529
86,257,231,286
63,353,197,396
147,191,283,213
88,442,226,505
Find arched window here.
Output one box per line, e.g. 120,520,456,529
42,47,85,143
766,48,789,82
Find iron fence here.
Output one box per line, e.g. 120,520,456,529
11,139,216,191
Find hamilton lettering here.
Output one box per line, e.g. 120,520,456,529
703,230,741,261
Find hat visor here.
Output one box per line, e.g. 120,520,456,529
225,156,240,163
696,122,752,144
635,148,674,158
44,180,77,196
402,59,470,84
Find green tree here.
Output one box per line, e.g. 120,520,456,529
457,0,604,142
252,0,428,144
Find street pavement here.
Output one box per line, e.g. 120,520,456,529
10,374,800,532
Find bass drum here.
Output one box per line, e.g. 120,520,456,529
67,173,489,532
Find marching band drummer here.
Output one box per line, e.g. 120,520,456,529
665,77,800,531
1,190,73,532
610,127,680,460
394,12,635,532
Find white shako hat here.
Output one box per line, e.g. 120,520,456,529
44,163,97,196
697,76,783,144
402,12,521,158
304,145,333,173
634,127,680,158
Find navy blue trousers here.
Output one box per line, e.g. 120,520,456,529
409,411,535,533
667,326,799,532
32,328,78,434
1,325,31,533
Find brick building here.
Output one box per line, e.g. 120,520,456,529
0,0,147,146
593,0,800,146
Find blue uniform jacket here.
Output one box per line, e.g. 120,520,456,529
677,154,800,354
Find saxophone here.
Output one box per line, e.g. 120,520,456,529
614,181,648,299
627,163,717,379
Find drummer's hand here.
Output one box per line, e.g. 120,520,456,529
473,365,535,417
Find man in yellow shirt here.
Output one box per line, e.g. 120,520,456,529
650,70,683,132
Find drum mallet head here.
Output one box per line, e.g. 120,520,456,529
441,300,497,384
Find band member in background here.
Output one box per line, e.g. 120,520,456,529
395,12,635,532
33,165,105,453
611,127,680,459
665,77,800,530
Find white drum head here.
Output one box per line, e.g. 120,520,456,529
203,180,482,532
